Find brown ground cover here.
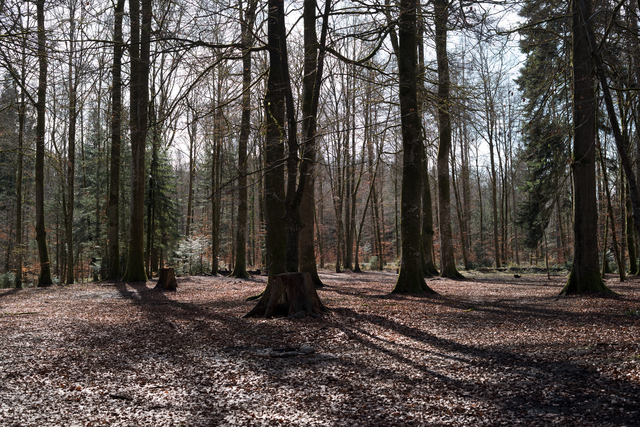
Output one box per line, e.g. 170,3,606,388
1,270,639,426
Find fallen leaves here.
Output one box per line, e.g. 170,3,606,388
0,272,639,426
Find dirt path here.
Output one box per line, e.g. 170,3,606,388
1,271,639,426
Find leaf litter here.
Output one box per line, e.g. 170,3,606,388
0,271,639,426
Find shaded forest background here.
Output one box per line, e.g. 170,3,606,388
0,0,637,287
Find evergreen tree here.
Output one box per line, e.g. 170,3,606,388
516,0,571,252
146,147,181,272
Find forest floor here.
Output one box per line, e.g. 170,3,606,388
1,270,639,426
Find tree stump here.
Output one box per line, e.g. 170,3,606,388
244,272,329,319
154,267,177,291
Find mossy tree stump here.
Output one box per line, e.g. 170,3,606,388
154,267,177,291
244,272,329,319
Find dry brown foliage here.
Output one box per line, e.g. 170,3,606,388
1,270,639,426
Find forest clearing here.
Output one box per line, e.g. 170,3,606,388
1,270,639,426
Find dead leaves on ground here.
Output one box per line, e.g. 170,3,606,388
0,271,639,426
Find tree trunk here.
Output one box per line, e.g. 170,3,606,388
263,0,287,279
35,0,53,287
574,0,640,271
598,144,624,281
123,0,151,282
489,136,501,268
421,152,438,276
244,272,328,319
297,0,324,287
392,0,436,294
66,2,77,285
185,115,196,238
145,98,159,277
107,0,124,281
601,215,609,278
451,155,469,270
15,69,26,288
230,0,257,279
627,182,638,273
211,88,223,276
154,267,177,291
561,0,611,294
475,146,485,261
434,0,462,279
633,0,640,274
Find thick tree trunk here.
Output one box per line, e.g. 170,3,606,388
123,0,151,282
561,0,611,294
434,0,462,279
574,0,640,271
392,0,435,294
633,0,640,274
35,0,53,287
297,0,322,286
244,272,328,319
154,267,177,291
264,0,287,279
107,0,124,280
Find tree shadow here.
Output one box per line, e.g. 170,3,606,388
29,275,640,425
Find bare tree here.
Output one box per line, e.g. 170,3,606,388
435,0,462,279
123,0,152,282
392,0,435,293
34,0,53,287
107,0,125,280
230,0,257,279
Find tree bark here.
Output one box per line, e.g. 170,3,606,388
264,0,287,279
15,56,26,288
145,98,158,277
230,0,257,279
488,116,501,268
35,0,53,287
154,267,177,291
573,0,640,271
626,182,638,274
66,2,77,285
434,0,462,279
185,115,196,238
421,148,438,276
211,104,223,275
123,0,151,282
392,0,436,294
598,136,623,279
561,0,611,294
244,272,328,319
107,0,124,280
298,0,324,286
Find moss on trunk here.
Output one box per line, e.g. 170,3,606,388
560,270,615,295
393,264,435,294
